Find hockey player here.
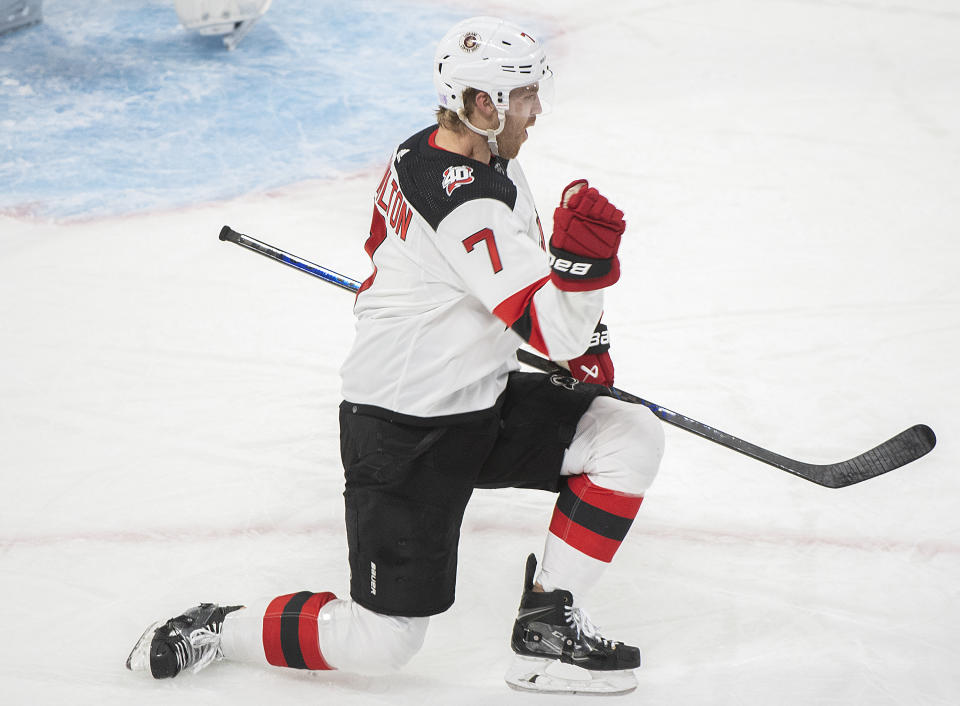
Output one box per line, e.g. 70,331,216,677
126,16,664,695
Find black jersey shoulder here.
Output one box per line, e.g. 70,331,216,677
393,125,518,231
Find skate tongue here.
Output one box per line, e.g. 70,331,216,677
522,554,537,592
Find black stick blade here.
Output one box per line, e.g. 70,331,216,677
801,423,937,489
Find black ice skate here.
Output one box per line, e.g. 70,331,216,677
505,554,640,695
126,603,242,679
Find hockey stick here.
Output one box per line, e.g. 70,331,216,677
218,225,936,488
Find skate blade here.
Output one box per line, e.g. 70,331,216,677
125,621,162,672
505,655,638,695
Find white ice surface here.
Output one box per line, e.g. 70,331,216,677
1,1,959,704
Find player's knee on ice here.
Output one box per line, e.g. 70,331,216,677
562,396,664,495
318,599,429,673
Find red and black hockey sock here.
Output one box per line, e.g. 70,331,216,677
263,591,337,670
548,474,643,562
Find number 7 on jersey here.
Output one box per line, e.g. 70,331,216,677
462,228,503,274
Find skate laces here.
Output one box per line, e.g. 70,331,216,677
186,626,224,673
564,606,617,648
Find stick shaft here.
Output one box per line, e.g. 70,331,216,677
219,226,361,293
218,225,935,488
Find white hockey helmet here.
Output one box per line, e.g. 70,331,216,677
434,17,554,152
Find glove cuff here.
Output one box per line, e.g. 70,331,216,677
548,245,620,291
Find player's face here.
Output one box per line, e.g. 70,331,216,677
497,84,543,159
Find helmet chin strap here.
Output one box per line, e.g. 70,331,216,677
458,108,506,157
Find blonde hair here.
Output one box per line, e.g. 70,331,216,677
435,87,480,131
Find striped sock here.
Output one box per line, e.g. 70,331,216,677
262,591,338,670
548,474,643,562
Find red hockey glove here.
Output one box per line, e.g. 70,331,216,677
567,322,614,387
549,180,626,291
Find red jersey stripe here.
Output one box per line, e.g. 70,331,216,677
493,276,549,326
492,276,550,355
357,206,389,298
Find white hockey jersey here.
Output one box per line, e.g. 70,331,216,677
340,126,604,420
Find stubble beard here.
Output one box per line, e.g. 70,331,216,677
496,120,530,160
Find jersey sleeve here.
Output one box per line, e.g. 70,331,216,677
434,198,604,360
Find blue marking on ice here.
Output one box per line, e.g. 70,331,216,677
0,1,461,217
